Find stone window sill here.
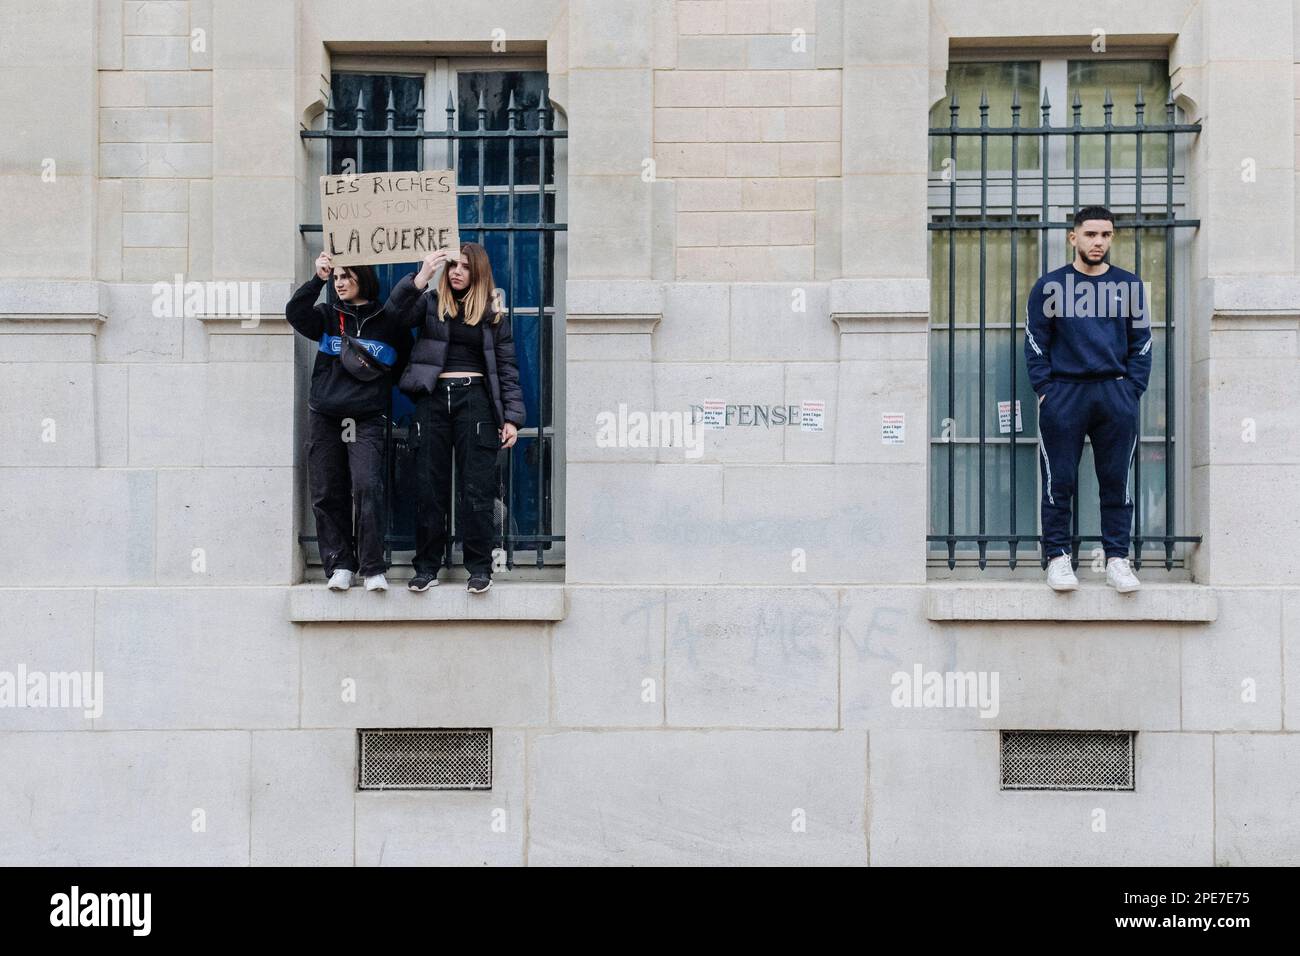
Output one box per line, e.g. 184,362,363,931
288,583,567,622
925,583,1217,622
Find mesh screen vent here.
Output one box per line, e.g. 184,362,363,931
358,729,492,791
1000,730,1135,791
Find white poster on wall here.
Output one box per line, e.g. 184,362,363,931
881,412,905,445
998,400,1024,434
800,400,825,432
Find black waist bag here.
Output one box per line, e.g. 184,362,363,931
336,309,394,383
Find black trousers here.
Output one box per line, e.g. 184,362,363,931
412,377,500,577
307,409,388,577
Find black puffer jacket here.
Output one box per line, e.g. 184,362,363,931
285,274,419,417
398,289,527,429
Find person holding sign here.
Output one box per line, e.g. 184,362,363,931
400,243,525,594
286,251,420,593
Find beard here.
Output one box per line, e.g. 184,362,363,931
1079,248,1107,264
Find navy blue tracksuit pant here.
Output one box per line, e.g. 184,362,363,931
1037,376,1140,560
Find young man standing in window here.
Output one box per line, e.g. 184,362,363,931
1025,206,1152,592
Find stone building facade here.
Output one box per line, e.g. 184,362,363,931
0,0,1297,864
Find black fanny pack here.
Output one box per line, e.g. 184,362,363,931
334,309,394,382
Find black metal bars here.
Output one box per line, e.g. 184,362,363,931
927,85,1202,571
298,78,566,570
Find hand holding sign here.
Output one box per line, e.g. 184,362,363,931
314,251,333,280
414,248,460,291
320,170,460,267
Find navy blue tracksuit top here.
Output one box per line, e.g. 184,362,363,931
1023,262,1153,396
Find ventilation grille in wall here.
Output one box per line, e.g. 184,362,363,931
358,729,492,791
1000,731,1135,791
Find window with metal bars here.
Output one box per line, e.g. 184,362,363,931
298,60,566,573
927,56,1202,572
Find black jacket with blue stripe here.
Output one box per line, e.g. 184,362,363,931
285,273,419,418
1024,262,1153,399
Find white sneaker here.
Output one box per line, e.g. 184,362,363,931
1046,555,1078,591
1106,557,1140,593
327,569,354,591
364,573,388,592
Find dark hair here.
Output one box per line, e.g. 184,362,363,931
333,263,380,302
1072,206,1115,229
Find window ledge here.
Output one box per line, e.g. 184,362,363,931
925,583,1218,622
288,583,567,623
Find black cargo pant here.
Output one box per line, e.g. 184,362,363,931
411,376,500,577
307,409,388,577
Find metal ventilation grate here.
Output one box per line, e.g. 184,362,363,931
1000,731,1135,791
358,729,492,791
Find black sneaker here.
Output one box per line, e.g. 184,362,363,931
467,573,492,593
408,571,438,592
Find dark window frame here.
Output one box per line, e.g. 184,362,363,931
926,54,1203,572
297,58,567,574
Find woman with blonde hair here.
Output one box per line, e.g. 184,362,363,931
400,242,525,593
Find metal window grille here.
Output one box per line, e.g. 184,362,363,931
928,65,1203,571
1000,730,1135,791
298,68,567,571
358,728,493,791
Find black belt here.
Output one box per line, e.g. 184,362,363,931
437,375,484,387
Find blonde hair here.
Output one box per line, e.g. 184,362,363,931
435,242,499,326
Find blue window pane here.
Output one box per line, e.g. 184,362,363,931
456,71,554,187
508,231,541,310
329,73,424,174
509,311,544,430
458,192,549,226
505,435,553,546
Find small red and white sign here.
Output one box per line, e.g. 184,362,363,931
998,400,1024,434
800,400,825,432
881,412,905,445
702,399,726,430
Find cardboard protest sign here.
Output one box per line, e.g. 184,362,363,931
319,170,460,266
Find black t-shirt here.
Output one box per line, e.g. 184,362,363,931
443,292,487,374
